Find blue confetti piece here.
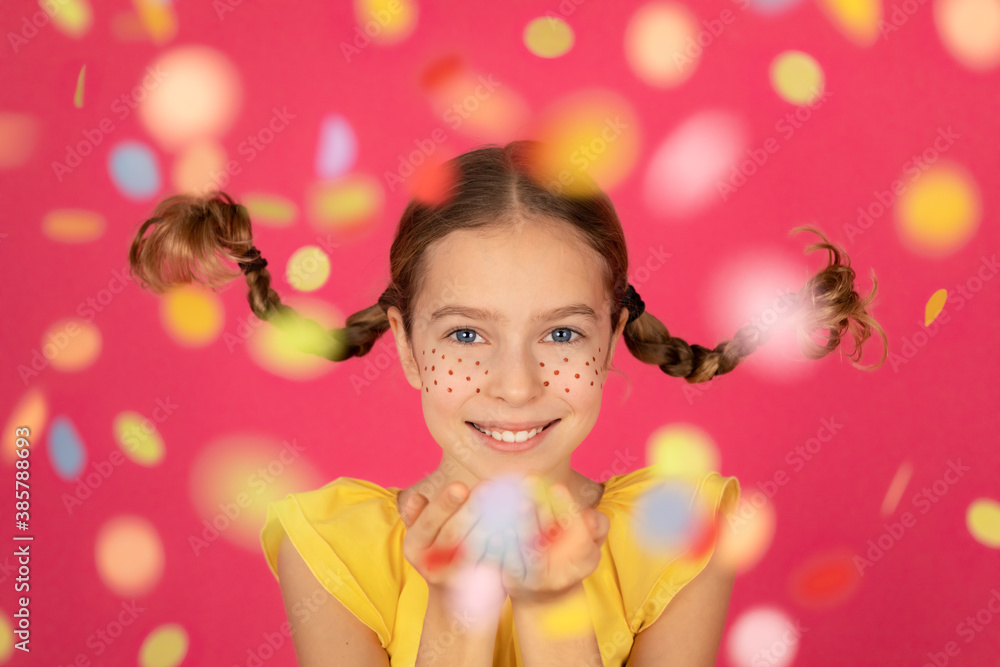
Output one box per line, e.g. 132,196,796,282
473,474,529,536
47,415,86,481
634,480,697,552
315,113,356,179
108,140,161,200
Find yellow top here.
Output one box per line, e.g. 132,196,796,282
260,466,741,666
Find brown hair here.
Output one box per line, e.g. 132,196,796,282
128,140,887,382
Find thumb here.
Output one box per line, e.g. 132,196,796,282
402,493,428,526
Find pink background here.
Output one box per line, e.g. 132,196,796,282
2,0,999,665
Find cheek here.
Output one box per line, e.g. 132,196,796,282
537,343,606,396
418,347,489,399
417,345,608,397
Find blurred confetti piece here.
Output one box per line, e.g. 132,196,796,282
880,460,914,517
134,0,178,45
95,515,165,596
633,478,704,553
648,423,720,482
307,174,383,231
624,1,699,88
190,435,323,550
409,156,458,206
716,493,776,573
895,162,980,258
47,0,94,38
526,89,641,197
770,51,824,105
42,209,105,242
172,139,226,195
138,624,189,667
42,318,102,372
817,0,881,46
139,45,243,152
243,192,298,227
113,411,166,466
419,54,530,142
353,0,418,45
247,297,344,380
644,109,748,218
316,114,357,179
160,284,224,347
447,562,506,631
74,65,86,108
537,586,592,639
935,0,1000,70
3,388,47,465
727,606,801,667
47,416,86,481
967,498,1000,548
749,0,807,13
788,548,860,608
0,112,41,169
0,614,12,661
924,290,948,327
524,16,574,58
287,245,332,292
109,140,162,200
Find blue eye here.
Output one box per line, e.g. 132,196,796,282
446,327,585,346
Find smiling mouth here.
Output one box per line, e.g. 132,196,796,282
467,419,559,441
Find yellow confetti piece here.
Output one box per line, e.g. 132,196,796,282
47,0,94,38
935,0,1000,71
160,284,224,347
74,64,86,108
536,586,592,639
113,412,166,466
308,174,383,229
524,17,575,58
138,624,188,667
896,163,980,258
354,0,418,44
967,498,1000,548
133,0,178,45
817,0,881,46
770,51,824,105
243,193,298,227
924,289,948,327
287,245,331,292
649,423,720,482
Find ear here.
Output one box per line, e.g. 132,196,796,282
386,305,423,391
604,306,629,370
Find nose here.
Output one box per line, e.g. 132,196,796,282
485,342,544,407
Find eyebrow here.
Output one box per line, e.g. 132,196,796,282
429,304,599,325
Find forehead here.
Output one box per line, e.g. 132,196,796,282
414,219,609,322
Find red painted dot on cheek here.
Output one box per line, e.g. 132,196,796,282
543,381,549,386
475,361,480,365
448,388,452,392
476,388,480,393
575,373,580,378
448,370,453,375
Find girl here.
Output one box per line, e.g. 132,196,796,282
127,140,887,667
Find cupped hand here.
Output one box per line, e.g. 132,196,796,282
491,476,611,605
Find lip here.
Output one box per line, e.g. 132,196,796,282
466,419,560,453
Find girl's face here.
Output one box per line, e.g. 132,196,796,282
387,217,628,480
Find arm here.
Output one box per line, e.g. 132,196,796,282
415,583,501,667
276,534,390,666
625,545,736,667
511,582,604,667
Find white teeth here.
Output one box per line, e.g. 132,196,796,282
472,423,544,441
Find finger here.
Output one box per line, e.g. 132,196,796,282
534,480,558,543
402,492,428,528
412,482,469,549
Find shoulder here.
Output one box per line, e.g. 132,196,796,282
261,477,403,648
598,466,742,634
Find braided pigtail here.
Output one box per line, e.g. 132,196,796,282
128,189,394,361
621,226,888,383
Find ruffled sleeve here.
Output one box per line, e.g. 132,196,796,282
259,478,406,648
600,467,741,635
